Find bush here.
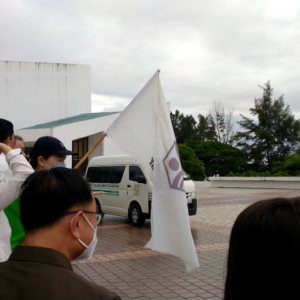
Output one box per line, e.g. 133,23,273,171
178,144,206,181
241,170,257,177
272,171,290,177
227,171,236,177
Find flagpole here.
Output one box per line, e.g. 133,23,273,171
73,133,107,169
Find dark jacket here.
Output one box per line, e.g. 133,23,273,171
0,245,121,300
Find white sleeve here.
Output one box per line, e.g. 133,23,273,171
0,149,34,211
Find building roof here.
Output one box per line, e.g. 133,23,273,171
22,112,120,129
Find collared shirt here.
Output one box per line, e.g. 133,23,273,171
0,246,121,300
0,149,33,262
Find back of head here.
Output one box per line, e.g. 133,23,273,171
225,198,300,300
14,135,24,142
0,118,14,143
20,168,93,231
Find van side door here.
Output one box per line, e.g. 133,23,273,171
128,166,149,213
87,166,127,215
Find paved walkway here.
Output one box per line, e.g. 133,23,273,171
72,188,300,300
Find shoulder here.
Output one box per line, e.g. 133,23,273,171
70,272,121,300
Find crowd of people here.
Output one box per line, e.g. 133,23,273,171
0,117,300,300
0,118,121,300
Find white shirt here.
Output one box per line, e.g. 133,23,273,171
0,149,33,262
0,153,12,182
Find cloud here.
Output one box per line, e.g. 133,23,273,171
1,0,300,123
91,93,130,112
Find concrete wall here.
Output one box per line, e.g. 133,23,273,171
194,181,211,188
0,61,91,130
17,113,125,168
15,128,51,142
210,177,300,189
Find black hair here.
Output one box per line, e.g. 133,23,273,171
20,168,93,231
0,118,14,143
224,197,300,300
29,154,51,170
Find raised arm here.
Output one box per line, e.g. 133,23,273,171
0,143,34,211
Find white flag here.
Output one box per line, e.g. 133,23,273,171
106,71,199,271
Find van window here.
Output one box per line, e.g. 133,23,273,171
129,166,145,182
182,169,192,181
87,166,125,183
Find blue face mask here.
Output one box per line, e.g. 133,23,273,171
45,159,66,169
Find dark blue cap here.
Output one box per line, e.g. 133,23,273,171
30,136,77,159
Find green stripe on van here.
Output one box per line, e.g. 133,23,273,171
92,189,119,194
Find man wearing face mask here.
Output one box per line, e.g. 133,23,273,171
0,168,121,300
4,136,77,251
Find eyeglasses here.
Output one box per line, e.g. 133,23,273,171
62,210,103,223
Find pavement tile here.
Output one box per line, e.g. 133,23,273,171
143,292,161,298
124,292,144,298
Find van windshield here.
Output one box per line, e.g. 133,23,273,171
182,170,191,181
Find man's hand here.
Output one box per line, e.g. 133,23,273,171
0,143,12,155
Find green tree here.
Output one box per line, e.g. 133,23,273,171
178,144,205,181
272,152,300,176
234,81,300,171
170,109,181,142
196,114,217,142
185,140,250,177
170,110,197,144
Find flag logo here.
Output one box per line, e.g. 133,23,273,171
163,141,185,192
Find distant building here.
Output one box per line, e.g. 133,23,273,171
0,61,91,130
16,112,125,173
1,60,125,174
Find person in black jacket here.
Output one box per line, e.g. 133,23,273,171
0,168,121,300
224,197,300,300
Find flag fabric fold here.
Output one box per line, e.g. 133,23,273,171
106,71,199,271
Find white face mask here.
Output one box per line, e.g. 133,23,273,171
72,213,98,261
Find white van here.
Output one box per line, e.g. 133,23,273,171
86,155,197,227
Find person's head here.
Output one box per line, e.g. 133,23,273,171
225,197,300,300
20,168,100,261
14,135,25,156
29,136,77,171
0,118,14,147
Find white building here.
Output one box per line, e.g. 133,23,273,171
0,61,91,130
1,60,125,173
16,112,125,172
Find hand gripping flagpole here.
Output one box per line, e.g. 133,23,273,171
73,132,107,169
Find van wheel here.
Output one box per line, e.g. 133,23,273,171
95,198,103,225
130,204,145,227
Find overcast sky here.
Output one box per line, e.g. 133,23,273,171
1,0,300,123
